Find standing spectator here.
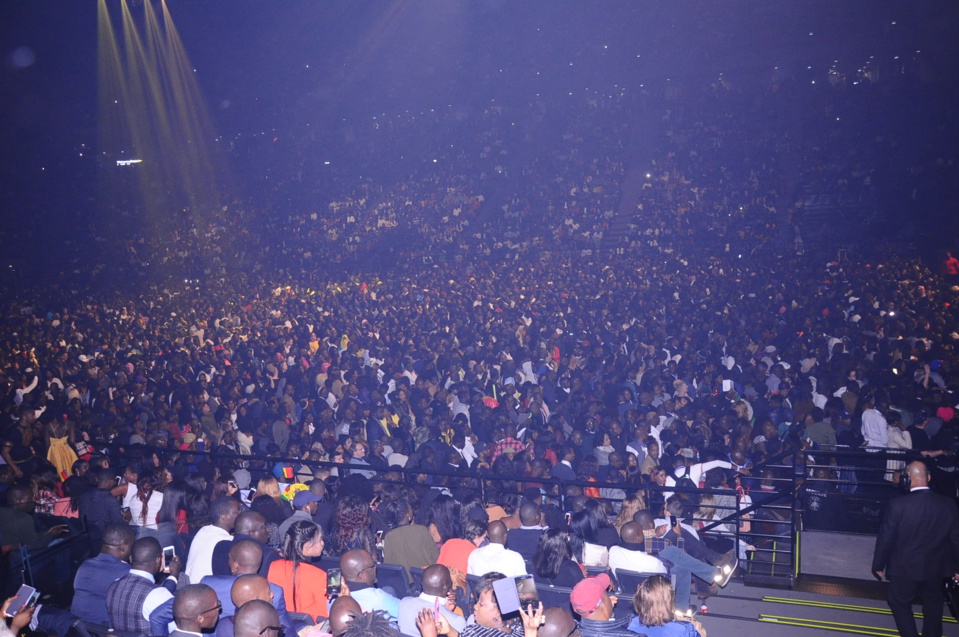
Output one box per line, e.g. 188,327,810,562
78,467,125,542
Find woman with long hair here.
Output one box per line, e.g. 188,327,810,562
151,479,188,557
531,528,584,588
326,492,376,557
614,494,646,534
629,574,705,636
268,520,329,619
428,494,462,546
251,476,292,521
567,510,609,568
129,469,164,529
582,498,619,548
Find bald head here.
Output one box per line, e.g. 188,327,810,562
231,574,273,608
340,549,376,584
230,539,264,575
487,520,508,545
620,521,644,544
234,600,279,637
421,564,453,597
328,596,362,637
538,608,580,637
906,461,930,488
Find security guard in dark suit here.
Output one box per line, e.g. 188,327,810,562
872,461,959,637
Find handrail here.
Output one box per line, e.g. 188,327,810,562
99,441,740,511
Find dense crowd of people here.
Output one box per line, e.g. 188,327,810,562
2,73,959,637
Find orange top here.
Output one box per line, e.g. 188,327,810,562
437,538,477,575
268,559,329,618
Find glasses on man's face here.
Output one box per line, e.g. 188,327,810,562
197,603,222,619
258,626,284,637
358,563,376,575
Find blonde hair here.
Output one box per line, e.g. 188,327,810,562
613,494,646,533
633,575,675,626
695,493,716,522
256,476,282,501
732,400,750,420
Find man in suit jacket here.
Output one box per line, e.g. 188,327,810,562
506,500,548,562
549,445,577,483
201,539,295,634
171,584,221,637
71,524,134,625
872,461,959,637
106,537,180,634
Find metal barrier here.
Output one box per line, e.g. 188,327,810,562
100,440,943,589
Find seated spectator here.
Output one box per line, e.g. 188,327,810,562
531,528,584,588
233,600,280,637
186,497,243,583
268,520,329,619
328,596,363,636
437,518,487,576
339,610,397,637
215,574,297,637
340,548,401,622
171,583,222,637
381,497,439,574
629,575,705,637
467,520,527,577
72,524,135,625
279,490,323,541
568,510,609,568
536,608,581,637
607,521,668,577
327,493,376,557
212,511,281,578
570,574,634,637
0,484,69,552
106,537,180,634
398,564,465,636
506,499,547,562
202,539,295,634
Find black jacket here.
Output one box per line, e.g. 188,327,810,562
872,488,959,581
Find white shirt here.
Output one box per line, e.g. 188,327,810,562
467,543,527,577
861,408,889,448
184,525,232,582
124,485,164,529
608,546,667,576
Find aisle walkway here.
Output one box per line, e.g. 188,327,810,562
695,578,955,637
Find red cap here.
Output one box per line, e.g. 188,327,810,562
570,574,610,614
